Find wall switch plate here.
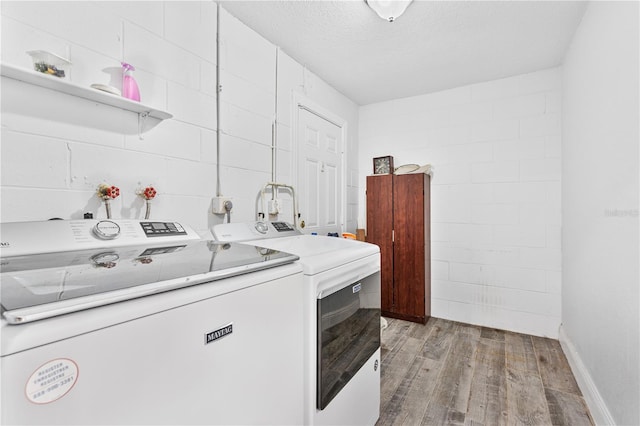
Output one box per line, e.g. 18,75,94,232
212,197,233,214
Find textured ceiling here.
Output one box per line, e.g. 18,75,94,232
220,0,587,105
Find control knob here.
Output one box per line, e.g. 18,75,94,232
255,221,269,234
93,220,121,240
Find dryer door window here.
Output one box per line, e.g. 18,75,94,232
317,271,381,410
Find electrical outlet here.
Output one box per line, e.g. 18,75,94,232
212,197,233,214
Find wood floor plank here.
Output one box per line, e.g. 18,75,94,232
421,402,466,426
456,321,483,339
395,357,443,426
531,336,581,395
505,331,538,374
480,327,506,342
382,318,413,349
408,317,436,340
377,320,439,425
420,343,476,424
380,336,425,413
505,367,553,425
377,352,425,426
465,338,508,426
381,317,415,364
544,388,594,426
383,317,455,425
424,326,479,419
375,355,440,426
421,317,457,361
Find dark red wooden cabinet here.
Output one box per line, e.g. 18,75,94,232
366,173,431,324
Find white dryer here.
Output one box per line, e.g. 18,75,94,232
1,219,305,425
212,221,381,426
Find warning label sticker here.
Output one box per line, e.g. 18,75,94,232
25,358,79,404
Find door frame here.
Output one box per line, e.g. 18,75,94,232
291,92,348,234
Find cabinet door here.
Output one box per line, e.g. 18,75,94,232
393,174,426,321
366,175,394,312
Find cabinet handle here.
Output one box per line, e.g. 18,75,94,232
392,229,395,243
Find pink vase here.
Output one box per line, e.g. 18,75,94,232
121,62,140,102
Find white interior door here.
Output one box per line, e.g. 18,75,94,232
297,107,343,235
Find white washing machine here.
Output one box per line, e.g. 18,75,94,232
212,221,381,426
1,219,305,425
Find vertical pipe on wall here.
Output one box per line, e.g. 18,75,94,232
215,2,222,197
271,47,279,200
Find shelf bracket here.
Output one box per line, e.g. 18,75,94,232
138,111,150,140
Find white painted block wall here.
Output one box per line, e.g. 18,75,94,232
217,7,276,224
561,2,639,424
359,68,562,337
219,8,360,230
1,1,218,231
1,1,359,234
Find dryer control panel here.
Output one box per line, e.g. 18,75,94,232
212,221,301,242
271,222,295,232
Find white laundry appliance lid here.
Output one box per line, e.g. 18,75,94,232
244,235,379,276
211,221,380,275
1,237,298,324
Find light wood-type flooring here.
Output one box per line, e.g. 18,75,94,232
377,317,593,426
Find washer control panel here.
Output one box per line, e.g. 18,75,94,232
0,219,200,257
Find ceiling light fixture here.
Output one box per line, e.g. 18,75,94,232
365,0,413,22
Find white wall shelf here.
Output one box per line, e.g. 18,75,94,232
0,63,172,120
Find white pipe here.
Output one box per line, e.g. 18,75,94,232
215,2,222,197
260,183,268,221
271,123,276,196
271,48,279,190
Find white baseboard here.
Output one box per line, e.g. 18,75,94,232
558,325,616,426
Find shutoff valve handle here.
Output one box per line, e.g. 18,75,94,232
224,200,233,223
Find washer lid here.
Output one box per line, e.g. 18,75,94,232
1,240,298,324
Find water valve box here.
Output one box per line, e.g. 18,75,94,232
212,197,233,214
